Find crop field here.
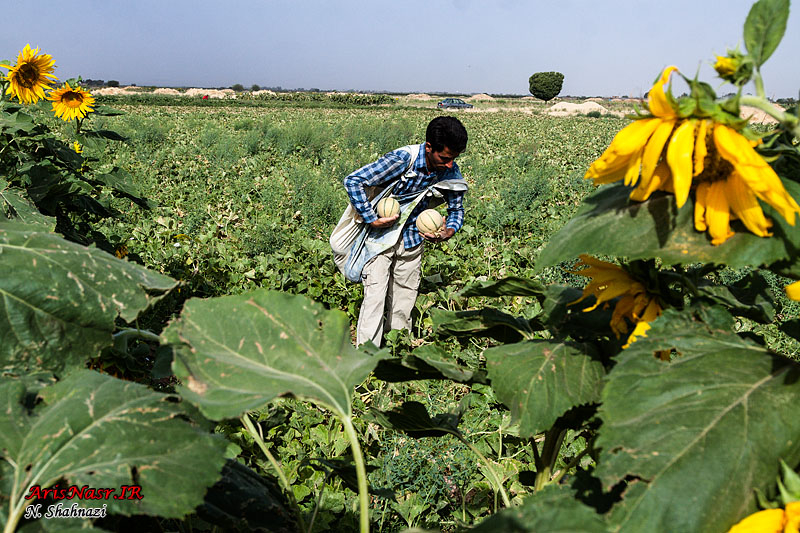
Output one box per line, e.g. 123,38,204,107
85,102,625,530
5,85,800,533
24,95,793,531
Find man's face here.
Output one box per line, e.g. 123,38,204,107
425,143,461,173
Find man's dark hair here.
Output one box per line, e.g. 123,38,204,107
426,116,468,153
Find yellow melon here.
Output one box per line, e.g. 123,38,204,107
376,197,400,218
416,209,444,235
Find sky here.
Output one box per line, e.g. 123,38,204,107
2,0,799,98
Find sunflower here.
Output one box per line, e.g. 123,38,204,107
569,255,663,348
585,66,800,245
726,501,800,533
0,44,58,104
48,83,95,121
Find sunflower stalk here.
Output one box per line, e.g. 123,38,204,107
739,95,800,138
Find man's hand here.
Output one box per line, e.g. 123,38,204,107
422,226,455,243
369,215,399,229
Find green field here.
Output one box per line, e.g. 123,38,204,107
6,91,800,533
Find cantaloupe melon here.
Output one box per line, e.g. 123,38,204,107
376,197,400,218
416,209,444,235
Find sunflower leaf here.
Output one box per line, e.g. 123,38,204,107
163,289,385,420
0,371,227,519
485,340,605,437
0,180,56,231
744,0,790,67
596,307,800,532
469,484,609,533
0,227,177,374
536,182,800,272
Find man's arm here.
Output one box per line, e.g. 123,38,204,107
343,150,410,224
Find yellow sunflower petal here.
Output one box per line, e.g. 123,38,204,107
585,119,661,183
640,119,675,186
786,281,800,302
714,125,800,225
786,501,800,533
694,181,710,232
693,120,709,176
666,120,697,208
631,159,672,202
726,509,785,533
47,82,96,122
725,172,772,237
706,180,735,245
648,66,679,119
623,297,661,349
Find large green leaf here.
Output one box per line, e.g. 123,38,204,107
485,341,605,437
596,308,800,532
430,307,537,342
0,227,177,373
374,344,488,384
368,401,461,439
0,180,56,231
163,289,385,420
470,484,609,533
536,182,800,271
0,371,227,522
744,0,789,67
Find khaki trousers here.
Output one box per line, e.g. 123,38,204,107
356,240,424,347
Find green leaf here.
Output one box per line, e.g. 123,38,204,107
368,401,461,438
697,271,775,323
197,459,298,533
92,167,154,207
91,105,126,117
430,307,537,342
536,183,800,271
0,227,178,373
744,0,789,67
596,308,800,532
470,484,609,532
163,289,385,420
0,371,227,520
374,343,488,384
485,341,605,437
0,180,56,231
459,276,546,298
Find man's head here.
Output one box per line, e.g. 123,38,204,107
425,116,468,173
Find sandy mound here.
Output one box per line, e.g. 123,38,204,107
740,104,781,124
586,97,605,103
546,101,610,116
468,93,494,101
92,86,144,96
154,88,181,96
184,88,236,99
406,93,432,100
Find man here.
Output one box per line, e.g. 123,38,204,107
342,116,468,347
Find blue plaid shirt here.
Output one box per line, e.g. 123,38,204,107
343,144,466,249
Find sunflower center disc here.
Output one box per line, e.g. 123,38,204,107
18,64,39,89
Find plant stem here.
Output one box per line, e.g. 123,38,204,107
754,71,766,100
550,447,592,485
455,434,512,508
240,413,306,533
739,94,800,138
341,415,370,533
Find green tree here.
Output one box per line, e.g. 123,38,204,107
107,79,119,87
251,84,261,92
231,83,245,92
528,71,564,102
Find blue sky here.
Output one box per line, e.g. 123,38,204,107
3,0,798,97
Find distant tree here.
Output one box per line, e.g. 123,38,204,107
107,80,120,87
251,84,261,92
231,83,245,92
528,72,564,103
